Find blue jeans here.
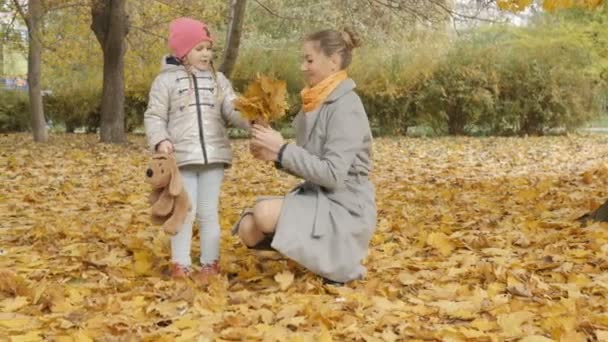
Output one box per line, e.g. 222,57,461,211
171,163,224,266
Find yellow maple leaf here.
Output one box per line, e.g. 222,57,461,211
274,271,294,291
235,74,288,125
0,270,31,297
497,311,535,338
0,296,29,312
427,232,456,256
0,313,39,331
497,0,534,11
595,331,608,341
9,330,43,342
520,336,555,342
71,331,94,342
318,325,333,342
543,0,604,11
133,249,154,276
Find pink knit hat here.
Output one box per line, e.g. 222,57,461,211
168,18,213,59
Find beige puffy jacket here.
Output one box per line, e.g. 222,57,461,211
144,56,249,167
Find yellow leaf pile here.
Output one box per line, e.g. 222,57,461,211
497,0,604,12
1,133,608,340
234,74,288,125
496,0,534,11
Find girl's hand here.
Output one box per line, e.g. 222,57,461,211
250,124,285,161
157,140,174,154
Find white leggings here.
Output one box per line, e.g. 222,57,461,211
171,163,224,266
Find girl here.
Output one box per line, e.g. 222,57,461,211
144,17,249,282
232,28,377,285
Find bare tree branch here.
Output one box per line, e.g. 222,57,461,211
253,0,324,21
145,0,191,16
428,0,502,23
12,0,28,26
1,9,20,41
44,1,89,12
125,34,150,63
365,0,502,24
130,25,166,40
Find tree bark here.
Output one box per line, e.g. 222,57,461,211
0,37,4,76
91,0,128,143
25,0,48,142
220,0,247,78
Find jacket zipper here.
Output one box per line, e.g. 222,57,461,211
191,75,208,164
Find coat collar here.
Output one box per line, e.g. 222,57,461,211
296,78,356,146
324,78,356,104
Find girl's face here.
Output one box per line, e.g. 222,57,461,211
300,41,340,87
184,41,213,71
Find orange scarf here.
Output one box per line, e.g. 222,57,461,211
300,70,348,113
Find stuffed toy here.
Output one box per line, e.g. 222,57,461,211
145,153,191,235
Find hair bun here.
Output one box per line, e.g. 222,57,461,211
341,28,362,50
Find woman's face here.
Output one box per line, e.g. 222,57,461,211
300,41,339,87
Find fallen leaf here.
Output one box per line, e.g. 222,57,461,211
274,271,294,291
595,330,608,341
318,325,333,342
520,335,554,342
2,134,608,341
9,330,43,342
427,232,456,256
497,311,535,338
0,296,29,312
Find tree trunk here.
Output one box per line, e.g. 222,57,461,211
578,199,608,223
219,0,247,77
26,0,48,142
0,37,4,76
91,0,128,144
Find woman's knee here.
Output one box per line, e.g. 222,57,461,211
237,215,262,246
252,200,281,234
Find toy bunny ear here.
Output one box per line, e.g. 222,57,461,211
168,156,182,197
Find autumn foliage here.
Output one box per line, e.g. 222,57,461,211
234,75,288,126
497,0,605,11
2,133,608,340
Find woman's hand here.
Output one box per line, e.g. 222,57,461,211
250,124,285,161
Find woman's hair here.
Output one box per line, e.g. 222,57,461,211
304,28,362,69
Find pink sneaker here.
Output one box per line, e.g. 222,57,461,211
194,261,220,284
169,263,191,279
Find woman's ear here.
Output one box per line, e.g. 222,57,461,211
330,53,341,71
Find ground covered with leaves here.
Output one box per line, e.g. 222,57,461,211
1,133,608,341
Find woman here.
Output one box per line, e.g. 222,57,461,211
232,28,376,284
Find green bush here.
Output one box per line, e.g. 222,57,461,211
44,87,147,133
0,90,30,133
354,34,448,135
404,22,606,136
413,46,499,135
44,89,99,132
231,45,303,130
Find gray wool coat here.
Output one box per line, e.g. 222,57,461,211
270,78,377,283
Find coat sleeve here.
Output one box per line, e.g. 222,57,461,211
279,98,369,190
144,74,171,152
217,72,251,131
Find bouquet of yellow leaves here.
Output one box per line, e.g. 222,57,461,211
234,74,288,126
